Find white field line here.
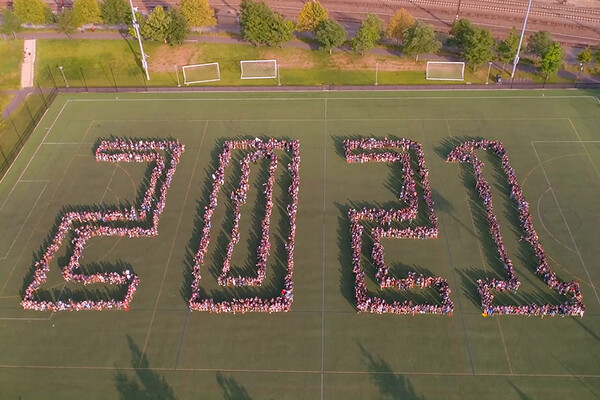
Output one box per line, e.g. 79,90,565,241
567,118,600,179
0,180,48,260
0,363,598,378
320,98,327,400
138,120,209,367
68,95,598,102
531,142,600,307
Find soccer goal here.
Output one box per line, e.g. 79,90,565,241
426,61,465,81
240,60,278,79
182,63,221,85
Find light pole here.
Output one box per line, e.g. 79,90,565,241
486,61,492,85
455,0,462,20
511,0,533,79
175,65,181,87
577,62,584,81
130,0,150,81
58,66,69,88
375,62,379,86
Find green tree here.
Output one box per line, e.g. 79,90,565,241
449,18,474,51
267,12,294,47
526,30,552,57
56,9,76,38
539,41,563,80
496,27,519,73
577,46,592,64
101,0,129,25
166,8,187,45
239,0,294,47
314,18,347,54
72,0,102,26
402,21,440,61
141,6,171,42
351,13,382,55
179,0,216,28
595,44,600,64
385,8,414,44
1,9,22,37
296,0,328,32
13,0,51,24
464,27,494,70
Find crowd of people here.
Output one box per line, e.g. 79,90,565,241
218,149,278,287
447,140,585,317
21,139,185,312
345,138,453,315
190,138,300,313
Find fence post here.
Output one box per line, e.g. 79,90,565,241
9,117,23,146
80,66,88,92
20,91,34,124
36,83,48,109
46,64,58,89
109,63,118,92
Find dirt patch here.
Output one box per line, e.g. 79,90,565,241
149,44,204,72
329,52,423,71
260,49,316,69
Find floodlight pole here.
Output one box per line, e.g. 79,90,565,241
130,0,150,81
375,62,379,86
58,66,69,88
175,65,181,87
511,0,532,79
455,0,462,20
486,61,492,84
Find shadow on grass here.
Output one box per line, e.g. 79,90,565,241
20,136,175,304
216,372,253,400
114,335,177,400
359,344,425,400
508,381,533,400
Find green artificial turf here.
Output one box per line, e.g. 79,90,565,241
0,90,599,399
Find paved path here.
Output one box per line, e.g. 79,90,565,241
20,39,36,89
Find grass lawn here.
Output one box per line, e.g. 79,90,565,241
0,90,599,399
34,39,569,88
0,39,23,90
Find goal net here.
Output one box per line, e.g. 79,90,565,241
182,63,220,84
426,61,465,81
240,60,277,79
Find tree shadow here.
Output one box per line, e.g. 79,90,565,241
508,381,533,400
358,344,425,400
114,335,177,400
216,372,253,400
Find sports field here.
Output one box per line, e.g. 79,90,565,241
0,90,599,399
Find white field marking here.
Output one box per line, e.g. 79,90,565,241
41,142,81,145
0,316,51,321
0,99,70,188
427,120,475,375
537,187,577,254
100,165,118,203
67,95,598,102
0,180,48,260
81,117,568,123
531,142,600,306
496,318,514,375
138,120,209,367
320,99,327,400
533,141,600,143
0,152,84,298
568,118,600,179
0,363,598,378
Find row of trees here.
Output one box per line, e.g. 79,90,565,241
3,0,600,72
239,0,442,59
2,0,216,34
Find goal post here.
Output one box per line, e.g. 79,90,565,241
182,63,221,85
240,59,277,80
426,61,465,81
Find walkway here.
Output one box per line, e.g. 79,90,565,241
20,39,36,89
